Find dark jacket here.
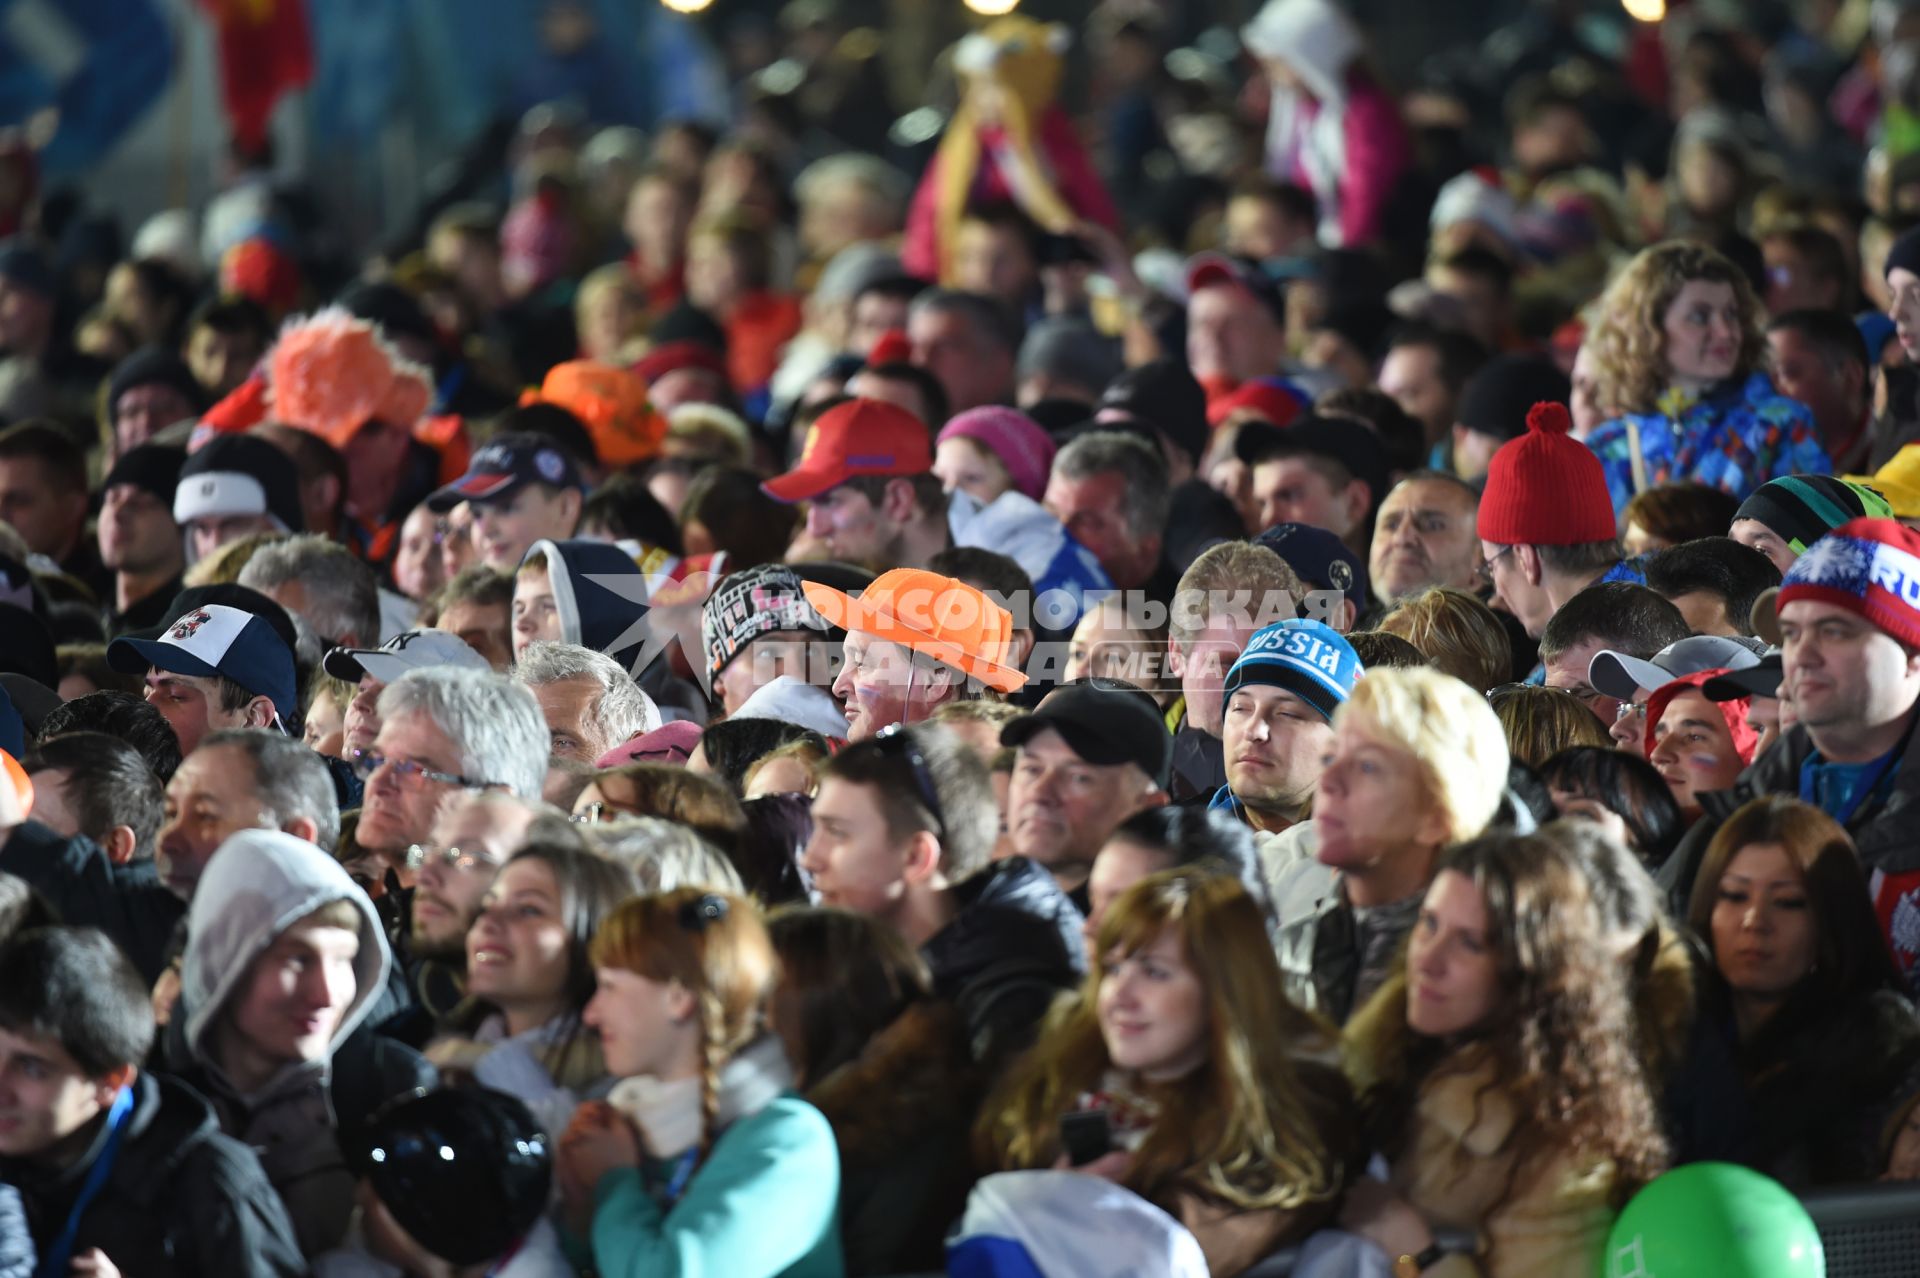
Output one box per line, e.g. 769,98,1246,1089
1169,722,1226,805
1,1071,304,1277
1274,885,1421,1025
1686,987,1920,1187
807,1002,981,1276
922,856,1086,1071
1656,717,1920,921
0,820,182,984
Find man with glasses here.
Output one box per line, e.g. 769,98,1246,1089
1475,401,1643,639
1534,583,1690,732
1589,634,1768,759
353,668,549,888
803,722,1085,1068
379,790,550,1047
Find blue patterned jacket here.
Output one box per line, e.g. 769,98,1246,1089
1585,372,1832,514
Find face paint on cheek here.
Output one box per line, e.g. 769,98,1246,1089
1688,754,1722,769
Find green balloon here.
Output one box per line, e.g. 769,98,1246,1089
1603,1163,1824,1277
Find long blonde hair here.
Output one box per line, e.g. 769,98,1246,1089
978,868,1356,1214
590,889,778,1163
1587,241,1768,416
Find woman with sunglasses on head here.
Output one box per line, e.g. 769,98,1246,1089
979,868,1361,1277
1341,832,1667,1277
425,838,637,1136
560,888,843,1277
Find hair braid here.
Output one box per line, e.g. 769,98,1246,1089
695,988,726,1168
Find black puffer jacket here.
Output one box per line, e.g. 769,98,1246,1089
922,856,1086,1072
1,1071,304,1277
0,820,181,984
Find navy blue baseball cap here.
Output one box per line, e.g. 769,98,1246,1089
1254,522,1372,617
1223,619,1363,722
427,432,584,512
107,603,299,726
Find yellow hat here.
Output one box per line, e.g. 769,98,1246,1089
1848,443,1920,518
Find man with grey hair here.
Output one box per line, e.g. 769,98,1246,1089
907,288,1020,414
353,667,548,884
514,641,660,802
156,729,342,902
238,533,382,647
1044,430,1172,594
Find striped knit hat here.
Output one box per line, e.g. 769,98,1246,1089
1733,476,1893,556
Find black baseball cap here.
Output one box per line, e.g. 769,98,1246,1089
1001,680,1173,788
427,432,584,512
1703,650,1784,701
1235,413,1391,510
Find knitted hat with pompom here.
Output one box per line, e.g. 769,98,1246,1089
1475,402,1618,546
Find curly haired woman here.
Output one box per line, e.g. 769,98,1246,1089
1341,831,1669,1277
1584,242,1830,513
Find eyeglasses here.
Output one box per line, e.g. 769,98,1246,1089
407,843,503,875
1615,699,1649,722
571,796,644,825
873,723,946,839
350,748,498,791
1475,546,1517,588
405,844,504,874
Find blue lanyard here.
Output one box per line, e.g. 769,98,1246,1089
1798,748,1899,828
36,1086,134,1278
659,1148,699,1207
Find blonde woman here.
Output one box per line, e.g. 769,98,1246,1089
1584,241,1829,512
1267,666,1511,1023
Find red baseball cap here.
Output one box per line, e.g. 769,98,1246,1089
762,398,933,504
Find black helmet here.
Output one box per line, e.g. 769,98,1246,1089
358,1088,552,1265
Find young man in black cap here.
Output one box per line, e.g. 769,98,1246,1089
1448,351,1570,483
97,443,186,633
427,432,585,573
173,434,306,563
1237,414,1390,556
0,927,305,1277
1002,680,1172,905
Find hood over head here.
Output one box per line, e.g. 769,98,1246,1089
181,828,390,1070
525,539,650,669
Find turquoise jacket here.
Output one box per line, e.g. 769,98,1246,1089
589,1094,845,1278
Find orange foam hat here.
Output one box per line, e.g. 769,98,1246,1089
267,306,433,450
520,360,666,469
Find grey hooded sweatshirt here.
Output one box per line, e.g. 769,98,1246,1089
174,829,397,1257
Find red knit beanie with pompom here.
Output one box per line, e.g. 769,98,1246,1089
1475,402,1618,546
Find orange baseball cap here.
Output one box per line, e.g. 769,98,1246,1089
521,360,667,469
0,749,32,825
762,398,932,504
802,568,1027,692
